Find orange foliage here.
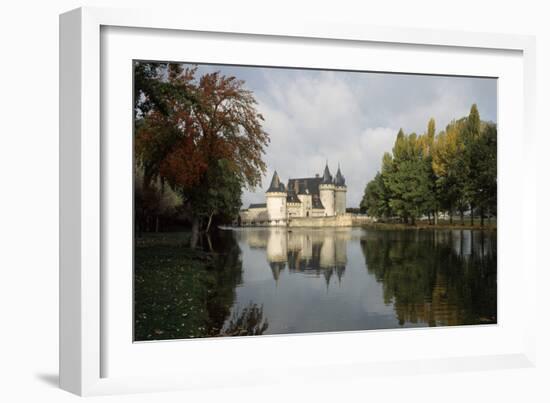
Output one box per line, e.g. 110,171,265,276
134,64,269,195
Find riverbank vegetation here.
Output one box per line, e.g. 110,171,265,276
363,219,496,232
134,62,269,247
360,105,497,227
134,231,268,340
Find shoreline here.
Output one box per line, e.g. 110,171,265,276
362,221,497,231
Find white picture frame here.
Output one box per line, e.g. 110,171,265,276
59,6,537,396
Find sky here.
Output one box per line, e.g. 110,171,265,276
192,64,497,208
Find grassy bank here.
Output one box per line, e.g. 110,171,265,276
363,220,496,231
134,231,244,341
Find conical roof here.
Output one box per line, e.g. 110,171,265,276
321,163,333,184
266,170,285,193
334,164,346,186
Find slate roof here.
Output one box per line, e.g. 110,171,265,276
286,192,301,203
266,171,286,193
248,203,267,209
287,177,322,196
334,165,346,186
321,163,333,185
312,195,325,209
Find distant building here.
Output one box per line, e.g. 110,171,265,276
240,162,347,226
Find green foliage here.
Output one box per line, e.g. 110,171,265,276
362,104,497,225
187,159,244,230
360,172,392,217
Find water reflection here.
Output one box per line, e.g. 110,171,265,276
228,227,496,335
134,227,497,340
360,229,497,327
237,228,350,289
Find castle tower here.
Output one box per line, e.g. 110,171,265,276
319,162,335,216
266,171,287,225
334,164,347,215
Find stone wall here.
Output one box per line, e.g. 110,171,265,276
351,215,374,226
240,212,373,227
240,208,268,224
288,214,353,227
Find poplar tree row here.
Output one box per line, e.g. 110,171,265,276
360,104,497,226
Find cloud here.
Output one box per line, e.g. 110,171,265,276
192,64,497,208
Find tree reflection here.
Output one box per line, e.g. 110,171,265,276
220,303,269,336
360,229,497,326
134,229,251,340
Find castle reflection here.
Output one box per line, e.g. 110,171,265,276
236,228,350,288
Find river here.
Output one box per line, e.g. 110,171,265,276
223,226,496,335
134,226,497,340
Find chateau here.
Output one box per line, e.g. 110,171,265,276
240,163,347,226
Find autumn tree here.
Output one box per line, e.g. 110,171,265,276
382,130,435,224
362,105,496,226
432,122,467,224
134,63,270,246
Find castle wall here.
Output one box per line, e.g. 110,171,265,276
287,214,353,227
287,203,302,218
319,185,335,216
297,194,312,217
266,192,287,223
310,208,325,217
334,187,347,215
240,207,269,224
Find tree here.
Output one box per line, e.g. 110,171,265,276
361,106,496,227
462,104,483,225
432,122,467,224
134,63,270,246
464,121,497,226
187,159,243,234
383,130,434,224
360,172,392,218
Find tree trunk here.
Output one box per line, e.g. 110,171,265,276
434,210,438,225
470,205,474,226
411,216,416,226
190,216,200,249
480,207,485,227
449,208,453,225
205,212,215,233
206,233,214,253
460,210,464,226
155,216,160,233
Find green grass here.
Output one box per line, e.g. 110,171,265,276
134,232,212,340
364,218,496,231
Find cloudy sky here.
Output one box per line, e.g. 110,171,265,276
193,64,497,208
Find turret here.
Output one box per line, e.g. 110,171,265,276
319,162,335,216
334,164,347,215
266,170,287,225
